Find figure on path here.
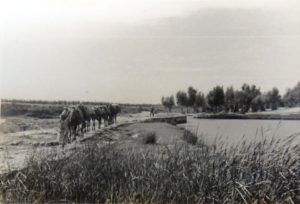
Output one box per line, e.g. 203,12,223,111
150,106,155,117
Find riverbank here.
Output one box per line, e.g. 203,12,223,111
195,107,300,120
196,113,300,120
1,120,299,203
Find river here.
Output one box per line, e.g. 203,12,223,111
185,117,300,146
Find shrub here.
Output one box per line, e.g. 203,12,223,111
142,131,157,144
183,129,198,145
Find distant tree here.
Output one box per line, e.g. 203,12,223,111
161,95,175,112
207,86,224,112
171,82,296,114
187,86,197,107
176,91,189,113
194,92,206,112
238,84,261,113
267,87,281,110
283,88,297,107
251,94,267,112
225,86,235,112
232,90,242,112
283,82,300,107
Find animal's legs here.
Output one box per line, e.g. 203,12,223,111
98,118,101,129
92,119,95,130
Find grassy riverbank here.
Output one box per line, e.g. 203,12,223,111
1,130,299,203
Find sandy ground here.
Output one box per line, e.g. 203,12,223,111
0,112,185,174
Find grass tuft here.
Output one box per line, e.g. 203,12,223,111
183,129,198,145
142,131,157,144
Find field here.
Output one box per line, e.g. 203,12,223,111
1,102,300,203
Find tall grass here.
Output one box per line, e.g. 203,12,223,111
1,133,300,203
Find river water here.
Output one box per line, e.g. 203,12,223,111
185,117,300,146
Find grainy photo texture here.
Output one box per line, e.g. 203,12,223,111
1,0,300,203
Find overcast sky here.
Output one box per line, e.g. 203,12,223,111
1,0,300,104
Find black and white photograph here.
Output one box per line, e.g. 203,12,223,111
1,0,300,203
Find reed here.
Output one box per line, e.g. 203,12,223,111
1,131,300,203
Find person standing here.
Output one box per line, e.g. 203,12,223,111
150,107,155,117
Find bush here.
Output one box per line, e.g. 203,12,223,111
183,130,198,145
142,132,157,144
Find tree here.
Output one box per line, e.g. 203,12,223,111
161,95,175,112
283,88,297,107
267,87,281,110
232,90,243,112
176,91,189,113
187,86,197,107
283,82,300,107
194,92,206,112
239,84,261,113
251,94,267,112
207,86,225,112
225,86,235,112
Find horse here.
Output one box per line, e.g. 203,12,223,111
106,104,120,124
77,104,90,132
59,106,86,147
94,105,109,129
87,107,97,130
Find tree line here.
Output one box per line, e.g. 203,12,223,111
161,81,300,113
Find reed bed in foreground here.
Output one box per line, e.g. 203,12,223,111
1,133,300,203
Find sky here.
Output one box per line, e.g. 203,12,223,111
1,0,300,104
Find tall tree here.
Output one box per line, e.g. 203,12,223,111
283,82,300,107
251,94,267,112
187,86,197,107
207,86,225,112
239,84,261,113
194,92,206,112
225,86,235,112
161,95,175,112
267,87,281,110
283,88,297,107
176,91,189,113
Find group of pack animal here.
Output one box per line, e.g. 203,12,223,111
59,104,120,146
